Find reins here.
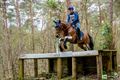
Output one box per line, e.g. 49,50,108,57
60,23,71,32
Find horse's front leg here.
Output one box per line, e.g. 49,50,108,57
86,44,91,50
64,36,72,49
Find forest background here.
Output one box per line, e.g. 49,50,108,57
0,0,120,79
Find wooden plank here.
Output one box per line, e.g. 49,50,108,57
57,58,62,80
19,53,58,59
19,59,24,80
96,54,102,80
99,50,117,52
72,57,76,80
19,50,98,59
72,50,98,57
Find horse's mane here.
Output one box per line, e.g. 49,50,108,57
61,22,70,28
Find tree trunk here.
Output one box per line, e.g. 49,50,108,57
98,0,102,26
13,0,22,79
30,0,35,52
66,0,71,8
109,0,115,49
2,0,13,79
29,0,38,78
84,0,89,32
109,0,113,28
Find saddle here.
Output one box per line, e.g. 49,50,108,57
72,25,84,40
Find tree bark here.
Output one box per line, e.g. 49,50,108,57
66,0,71,8
109,0,115,49
13,0,22,79
98,0,102,26
29,0,38,78
30,0,35,52
109,0,113,28
84,0,89,32
2,0,13,79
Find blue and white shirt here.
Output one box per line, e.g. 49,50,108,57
67,12,80,25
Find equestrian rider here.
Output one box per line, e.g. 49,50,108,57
66,6,81,40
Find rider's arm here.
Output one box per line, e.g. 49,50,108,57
66,14,70,23
72,12,79,25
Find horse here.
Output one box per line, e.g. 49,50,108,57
53,20,94,51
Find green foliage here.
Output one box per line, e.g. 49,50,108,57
45,0,64,11
47,0,57,9
95,23,112,49
114,0,120,17
102,74,107,80
100,23,112,49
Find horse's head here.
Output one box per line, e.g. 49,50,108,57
53,20,64,38
53,20,61,29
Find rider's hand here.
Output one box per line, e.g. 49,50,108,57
68,22,72,26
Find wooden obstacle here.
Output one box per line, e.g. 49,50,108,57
18,50,117,80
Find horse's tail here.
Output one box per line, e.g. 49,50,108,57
88,34,94,50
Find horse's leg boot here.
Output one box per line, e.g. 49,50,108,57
64,38,68,49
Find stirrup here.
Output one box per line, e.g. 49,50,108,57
80,37,82,40
78,36,81,40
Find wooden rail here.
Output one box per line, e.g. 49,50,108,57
18,50,117,80
19,50,98,59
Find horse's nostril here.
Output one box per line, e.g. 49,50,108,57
56,35,59,38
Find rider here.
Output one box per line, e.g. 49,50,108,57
66,6,81,40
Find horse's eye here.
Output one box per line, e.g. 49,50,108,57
55,26,58,28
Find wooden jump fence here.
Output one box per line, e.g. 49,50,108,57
18,50,117,80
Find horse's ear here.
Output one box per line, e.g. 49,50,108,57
58,20,61,23
53,20,56,23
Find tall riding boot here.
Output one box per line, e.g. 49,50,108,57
77,28,81,40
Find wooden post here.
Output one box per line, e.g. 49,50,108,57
72,57,76,80
107,52,112,75
19,59,24,80
67,58,72,75
113,51,118,72
112,51,118,72
68,43,74,76
48,59,54,73
96,53,102,80
114,56,118,72
48,59,50,73
34,59,38,78
57,58,62,80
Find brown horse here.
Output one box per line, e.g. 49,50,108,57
54,20,94,51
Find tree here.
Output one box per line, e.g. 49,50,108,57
2,0,13,79
109,0,115,49
29,0,39,78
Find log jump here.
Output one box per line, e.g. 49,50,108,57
18,50,117,80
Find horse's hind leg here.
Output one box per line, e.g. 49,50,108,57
88,34,94,50
78,44,87,51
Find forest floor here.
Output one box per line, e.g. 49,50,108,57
25,71,120,80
